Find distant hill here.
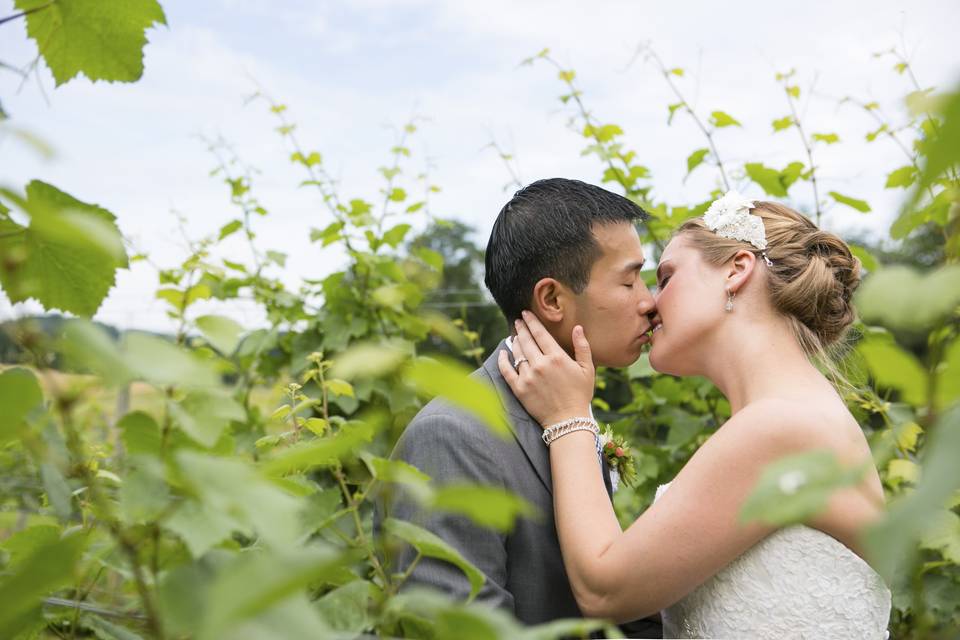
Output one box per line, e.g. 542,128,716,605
0,314,170,367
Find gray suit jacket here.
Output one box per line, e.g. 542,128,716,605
376,342,661,637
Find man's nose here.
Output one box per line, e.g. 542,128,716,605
638,285,657,315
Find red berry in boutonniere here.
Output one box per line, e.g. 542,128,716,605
599,428,638,488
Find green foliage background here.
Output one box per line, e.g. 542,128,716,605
1,2,959,638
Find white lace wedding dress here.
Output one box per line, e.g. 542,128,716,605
655,483,892,639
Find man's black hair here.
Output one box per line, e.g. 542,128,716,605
483,178,649,323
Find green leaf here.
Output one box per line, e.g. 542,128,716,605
164,499,238,558
196,314,244,355
740,450,866,526
827,191,871,213
310,221,344,247
811,132,840,144
314,580,379,634
171,389,245,447
81,616,144,640
324,378,354,398
593,124,623,142
855,265,960,334
261,421,375,476
384,518,485,600
217,219,243,241
18,0,166,86
125,330,220,387
891,188,953,239
199,546,349,640
772,116,793,132
0,367,43,444
119,456,170,524
848,244,879,272
363,455,432,489
175,451,304,550
413,247,443,271
936,338,960,410
557,70,575,83
919,510,960,563
387,188,407,203
744,162,788,197
685,148,709,176
404,356,511,438
709,111,741,128
40,462,73,521
663,407,703,447
0,181,127,317
266,250,287,267
779,161,805,189
330,340,410,380
857,333,927,406
669,67,684,76
786,85,800,98
431,484,539,532
62,321,220,389
884,165,917,189
118,411,162,456
0,525,60,570
910,89,960,206
0,531,86,637
867,405,960,581
382,223,412,248
667,102,684,125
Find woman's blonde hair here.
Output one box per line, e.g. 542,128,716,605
678,201,861,366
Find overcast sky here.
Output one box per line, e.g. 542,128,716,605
2,0,959,333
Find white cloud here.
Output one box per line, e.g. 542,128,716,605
1,0,958,332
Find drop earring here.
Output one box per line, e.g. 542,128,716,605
725,289,735,312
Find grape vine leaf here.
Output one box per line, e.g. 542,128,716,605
0,180,127,317
16,0,167,86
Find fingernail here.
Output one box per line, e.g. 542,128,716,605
521,310,530,319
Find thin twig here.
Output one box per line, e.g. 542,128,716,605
641,46,731,192
0,2,52,27
781,78,823,225
43,597,148,621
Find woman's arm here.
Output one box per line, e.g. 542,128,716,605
497,313,791,622
543,408,780,621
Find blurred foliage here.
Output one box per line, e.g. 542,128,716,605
1,3,959,639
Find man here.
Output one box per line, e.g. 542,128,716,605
378,178,660,636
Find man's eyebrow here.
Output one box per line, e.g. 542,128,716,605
621,260,645,274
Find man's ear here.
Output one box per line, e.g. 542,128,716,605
530,277,568,323
726,249,757,294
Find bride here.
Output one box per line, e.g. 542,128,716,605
496,192,892,638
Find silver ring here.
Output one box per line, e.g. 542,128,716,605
513,357,529,371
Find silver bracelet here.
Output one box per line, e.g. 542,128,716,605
541,417,599,447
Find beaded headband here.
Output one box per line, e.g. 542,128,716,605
703,190,774,266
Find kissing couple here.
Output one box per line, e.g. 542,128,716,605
376,178,892,638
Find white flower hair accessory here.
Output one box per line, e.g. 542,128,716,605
703,190,774,265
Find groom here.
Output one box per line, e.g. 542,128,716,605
378,178,660,636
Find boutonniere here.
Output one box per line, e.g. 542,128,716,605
599,427,638,489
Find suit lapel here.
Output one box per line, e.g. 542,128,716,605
482,342,554,496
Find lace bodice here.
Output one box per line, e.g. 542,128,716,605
655,484,891,639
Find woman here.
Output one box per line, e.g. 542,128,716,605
497,192,891,638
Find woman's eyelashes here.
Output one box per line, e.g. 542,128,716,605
657,274,671,290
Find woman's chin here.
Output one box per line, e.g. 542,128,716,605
648,338,672,374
